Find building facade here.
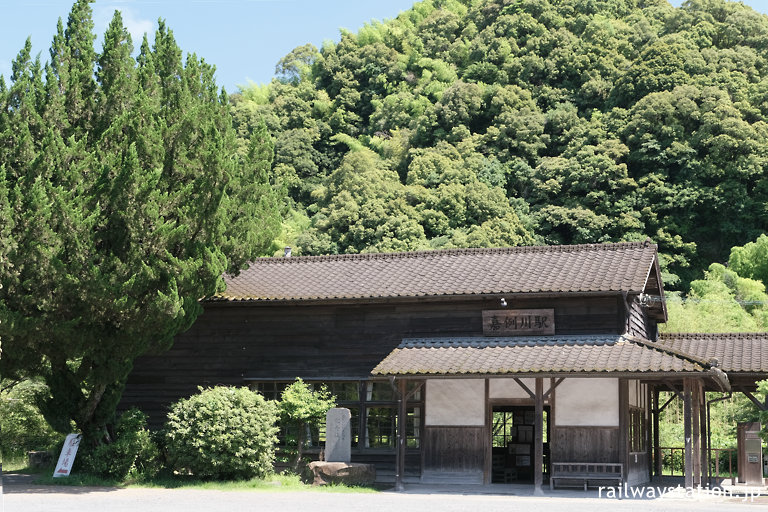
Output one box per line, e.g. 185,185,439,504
121,241,768,489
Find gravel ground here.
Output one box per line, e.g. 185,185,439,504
3,473,767,512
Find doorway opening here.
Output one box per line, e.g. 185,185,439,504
491,405,550,483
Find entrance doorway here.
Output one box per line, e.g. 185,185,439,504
491,405,550,483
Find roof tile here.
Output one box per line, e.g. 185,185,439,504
657,333,768,373
217,241,657,302
371,335,706,376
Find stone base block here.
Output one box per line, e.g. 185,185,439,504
308,461,376,486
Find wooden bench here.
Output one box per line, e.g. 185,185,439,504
550,462,623,491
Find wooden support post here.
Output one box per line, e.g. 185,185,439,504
395,378,407,492
654,387,661,478
549,377,557,477
484,378,490,485
534,377,544,495
618,379,628,480
646,383,653,482
699,382,708,487
683,378,693,489
691,379,701,487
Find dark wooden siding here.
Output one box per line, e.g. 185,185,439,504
422,426,486,472
626,451,650,485
121,296,622,425
627,299,653,339
551,426,620,463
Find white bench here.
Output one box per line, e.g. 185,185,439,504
550,462,623,491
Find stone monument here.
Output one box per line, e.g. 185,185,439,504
325,407,351,463
308,407,376,486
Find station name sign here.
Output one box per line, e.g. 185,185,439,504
482,309,555,336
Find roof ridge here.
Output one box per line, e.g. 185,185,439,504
400,334,622,348
248,241,657,265
658,332,768,339
626,335,714,368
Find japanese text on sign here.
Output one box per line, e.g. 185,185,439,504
482,309,555,336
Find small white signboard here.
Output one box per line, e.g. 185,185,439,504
53,434,82,478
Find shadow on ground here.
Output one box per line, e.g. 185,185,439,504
1,472,121,494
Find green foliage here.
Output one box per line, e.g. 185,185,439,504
659,238,768,455
232,0,768,286
0,1,281,441
81,408,159,480
279,379,336,429
277,379,336,472
662,237,768,333
659,391,761,449
165,386,279,481
759,380,768,442
728,234,768,289
0,379,60,460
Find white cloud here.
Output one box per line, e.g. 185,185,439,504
93,4,155,48
121,8,155,44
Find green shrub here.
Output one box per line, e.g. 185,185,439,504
0,379,60,460
165,386,279,480
278,379,336,473
81,408,160,480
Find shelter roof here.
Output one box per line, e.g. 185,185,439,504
371,334,715,377
657,332,768,374
216,241,660,302
371,335,734,391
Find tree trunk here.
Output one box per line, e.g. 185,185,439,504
293,421,306,473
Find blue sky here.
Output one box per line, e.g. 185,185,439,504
1,0,768,93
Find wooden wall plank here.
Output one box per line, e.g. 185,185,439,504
422,426,486,472
122,296,624,426
551,427,620,463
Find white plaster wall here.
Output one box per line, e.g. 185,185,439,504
425,379,485,426
555,378,619,427
489,378,536,399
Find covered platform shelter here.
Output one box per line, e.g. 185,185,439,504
373,333,733,493
654,333,768,487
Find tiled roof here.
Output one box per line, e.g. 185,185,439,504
371,335,710,376
657,333,768,373
217,241,658,302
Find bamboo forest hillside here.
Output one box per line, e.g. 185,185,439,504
233,0,768,288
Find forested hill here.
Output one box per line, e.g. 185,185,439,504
233,0,768,287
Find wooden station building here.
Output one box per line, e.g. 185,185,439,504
121,241,768,490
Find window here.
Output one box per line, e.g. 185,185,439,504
251,381,288,401
629,406,646,453
365,407,395,448
248,379,423,451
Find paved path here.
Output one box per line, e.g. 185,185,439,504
3,474,767,512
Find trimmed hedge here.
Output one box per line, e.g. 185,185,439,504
165,386,279,480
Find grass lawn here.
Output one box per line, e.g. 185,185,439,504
2,457,32,472
8,463,379,493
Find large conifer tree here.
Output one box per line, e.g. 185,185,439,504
0,1,280,439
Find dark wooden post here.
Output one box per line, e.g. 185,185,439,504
395,378,407,492
691,380,702,487
646,383,653,481
484,378,490,485
683,378,693,489
699,382,708,487
653,387,661,478
618,379,628,480
534,377,544,495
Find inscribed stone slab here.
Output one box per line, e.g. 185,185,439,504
325,407,351,463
